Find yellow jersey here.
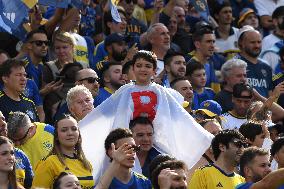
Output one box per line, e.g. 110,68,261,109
18,122,54,171
32,154,94,189
188,164,245,189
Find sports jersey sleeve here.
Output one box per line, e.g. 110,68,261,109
32,158,56,188
29,79,43,106
188,168,207,189
235,182,253,189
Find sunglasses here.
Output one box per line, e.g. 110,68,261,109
11,127,31,143
30,40,50,46
232,140,248,148
79,77,100,83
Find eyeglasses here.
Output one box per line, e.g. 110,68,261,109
30,40,50,46
79,77,100,84
11,127,31,143
232,140,248,148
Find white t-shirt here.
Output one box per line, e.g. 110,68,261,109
262,34,281,53
254,0,284,16
215,27,239,53
221,111,247,130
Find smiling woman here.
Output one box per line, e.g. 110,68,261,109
0,136,17,189
32,114,94,189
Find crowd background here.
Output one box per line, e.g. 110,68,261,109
2,0,284,188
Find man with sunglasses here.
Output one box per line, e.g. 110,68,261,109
237,146,284,189
189,130,246,188
104,128,152,189
7,111,54,172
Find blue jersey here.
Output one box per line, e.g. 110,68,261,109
142,148,160,179
15,148,34,188
236,182,284,189
93,87,113,107
22,55,44,88
0,79,42,106
239,55,273,97
125,17,147,47
192,88,216,110
0,91,39,122
109,171,152,189
92,41,108,71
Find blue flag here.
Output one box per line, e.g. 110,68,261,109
191,0,209,21
38,0,69,8
0,0,35,29
0,15,28,40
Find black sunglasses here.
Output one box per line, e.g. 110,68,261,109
30,40,50,46
232,140,248,148
79,77,100,83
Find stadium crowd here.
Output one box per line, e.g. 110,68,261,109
2,0,284,188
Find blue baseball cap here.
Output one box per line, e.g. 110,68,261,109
197,100,222,116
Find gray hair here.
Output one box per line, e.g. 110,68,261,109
7,112,31,138
66,85,94,109
147,23,167,40
221,59,247,80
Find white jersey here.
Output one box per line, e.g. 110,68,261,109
221,111,247,130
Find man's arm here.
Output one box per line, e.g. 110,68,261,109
251,168,284,189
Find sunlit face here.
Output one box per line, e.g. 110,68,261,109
2,66,27,94
105,65,126,89
172,80,193,103
246,155,271,182
150,25,170,51
133,58,156,86
54,40,74,63
166,55,186,79
132,124,153,152
195,34,215,58
59,174,82,189
232,91,252,117
250,132,266,148
216,6,233,25
170,168,187,189
189,69,206,88
29,33,48,58
57,117,80,149
77,70,100,96
224,139,244,165
241,13,259,29
240,31,262,58
226,67,247,89
69,91,94,120
114,137,136,168
203,121,222,136
0,142,15,173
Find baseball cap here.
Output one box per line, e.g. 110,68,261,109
104,33,125,47
238,8,257,26
196,100,223,117
237,25,256,41
233,83,253,99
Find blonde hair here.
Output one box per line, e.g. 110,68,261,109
53,31,76,47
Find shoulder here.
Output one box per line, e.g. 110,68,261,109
133,171,150,181
273,73,284,81
35,122,54,135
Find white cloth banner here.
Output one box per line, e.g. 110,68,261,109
79,83,214,180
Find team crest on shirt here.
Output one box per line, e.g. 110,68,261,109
261,69,267,77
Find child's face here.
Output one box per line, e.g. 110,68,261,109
133,58,156,85
190,69,206,88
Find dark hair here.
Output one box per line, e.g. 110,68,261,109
103,8,126,35
212,1,232,18
0,136,17,189
52,114,92,171
233,83,253,98
211,129,245,160
163,49,184,66
271,137,284,156
0,50,10,58
0,59,25,83
122,60,133,74
239,122,263,143
149,154,176,177
185,61,205,77
151,160,187,189
132,50,157,69
239,147,269,176
104,128,133,158
170,77,189,88
53,172,77,189
25,29,47,42
272,6,284,19
129,116,153,130
192,27,214,42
